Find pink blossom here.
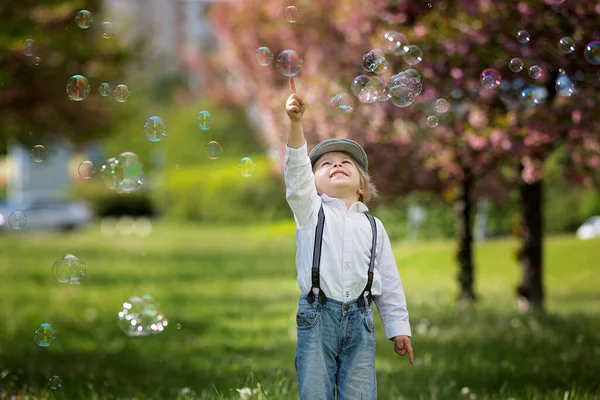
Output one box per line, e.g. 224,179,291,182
451,68,463,80
467,135,488,151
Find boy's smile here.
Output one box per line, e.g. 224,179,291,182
313,151,363,206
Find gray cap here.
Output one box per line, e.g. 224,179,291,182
309,138,368,172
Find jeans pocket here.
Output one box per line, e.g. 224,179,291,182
362,311,375,333
296,308,319,330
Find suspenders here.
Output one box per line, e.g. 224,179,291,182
306,203,378,308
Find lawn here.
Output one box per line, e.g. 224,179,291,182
0,220,599,399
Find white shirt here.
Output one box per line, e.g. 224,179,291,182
284,143,411,339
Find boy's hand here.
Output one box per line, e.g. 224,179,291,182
393,335,414,364
286,78,305,122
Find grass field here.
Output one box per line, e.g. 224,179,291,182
0,220,599,400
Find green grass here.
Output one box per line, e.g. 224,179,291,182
0,221,599,399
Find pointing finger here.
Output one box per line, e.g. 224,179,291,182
289,77,296,93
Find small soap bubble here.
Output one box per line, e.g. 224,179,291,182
434,98,450,114
255,46,274,66
33,57,41,66
276,50,303,77
558,37,575,54
30,145,48,163
23,39,36,56
426,115,439,128
383,31,408,56
98,82,111,97
78,161,96,179
117,294,168,337
330,93,354,113
389,85,415,108
75,10,93,29
520,86,547,107
517,30,530,44
238,157,257,177
556,73,575,96
206,141,223,160
113,84,130,103
361,48,388,74
196,110,214,130
480,68,501,89
100,22,115,39
528,65,542,79
143,116,167,142
48,375,62,390
403,45,423,66
66,75,90,101
584,41,600,66
34,323,56,347
52,254,86,284
8,211,27,229
509,58,524,72
176,323,182,329
283,6,300,23
351,75,371,98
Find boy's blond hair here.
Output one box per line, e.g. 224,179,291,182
356,161,379,205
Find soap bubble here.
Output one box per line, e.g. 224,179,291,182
556,73,575,96
517,30,530,44
558,37,575,54
238,157,256,177
584,41,600,65
480,68,501,89
48,376,62,390
426,115,439,128
78,161,96,179
34,323,56,347
520,86,547,107
98,82,111,97
196,110,214,130
388,70,422,108
113,84,130,102
117,294,168,337
403,45,423,65
8,211,27,229
66,75,90,101
283,6,300,23
52,254,86,284
351,75,370,97
113,152,145,193
255,46,274,66
30,145,48,163
383,31,408,56
143,116,167,142
100,157,119,190
33,57,41,66
528,65,542,79
330,93,354,113
23,39,36,56
206,141,223,160
361,48,388,74
276,50,303,77
509,58,524,72
75,10,93,29
100,22,115,39
434,98,450,114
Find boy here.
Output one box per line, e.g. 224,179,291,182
284,77,413,400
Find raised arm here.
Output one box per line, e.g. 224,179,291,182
283,78,320,227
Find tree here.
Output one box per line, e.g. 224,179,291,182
0,0,131,154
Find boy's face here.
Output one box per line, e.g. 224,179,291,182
313,151,362,201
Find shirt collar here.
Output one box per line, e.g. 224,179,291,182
321,193,369,213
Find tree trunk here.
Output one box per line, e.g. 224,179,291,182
456,173,476,302
516,173,545,312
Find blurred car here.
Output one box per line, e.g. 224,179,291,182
576,216,600,240
0,199,94,232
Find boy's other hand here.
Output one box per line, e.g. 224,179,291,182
393,335,414,364
286,93,305,122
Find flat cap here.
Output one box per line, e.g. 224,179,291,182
309,138,369,172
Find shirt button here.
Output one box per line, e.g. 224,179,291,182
345,291,350,298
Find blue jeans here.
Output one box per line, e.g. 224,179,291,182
294,294,377,400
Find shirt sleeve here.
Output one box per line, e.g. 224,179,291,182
373,219,412,339
283,142,321,228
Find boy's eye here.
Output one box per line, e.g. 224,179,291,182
322,162,330,165
343,160,351,164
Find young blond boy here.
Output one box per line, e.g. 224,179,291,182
284,78,414,400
